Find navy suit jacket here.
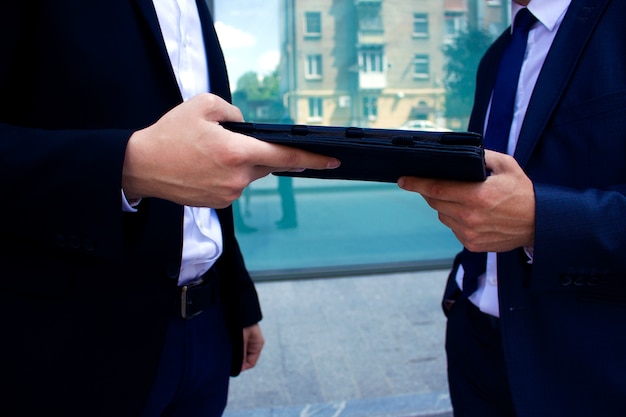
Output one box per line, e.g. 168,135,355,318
446,0,626,415
0,1,261,415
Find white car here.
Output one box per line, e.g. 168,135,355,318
398,120,452,132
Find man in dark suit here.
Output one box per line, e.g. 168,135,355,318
399,0,626,415
0,1,339,416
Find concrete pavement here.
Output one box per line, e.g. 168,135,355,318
224,270,453,417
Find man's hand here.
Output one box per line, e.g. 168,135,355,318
241,324,264,372
122,93,340,208
398,150,535,253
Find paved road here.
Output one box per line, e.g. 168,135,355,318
224,270,454,417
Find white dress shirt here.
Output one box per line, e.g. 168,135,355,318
456,0,571,317
153,0,223,285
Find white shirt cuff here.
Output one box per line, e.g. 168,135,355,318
121,189,140,212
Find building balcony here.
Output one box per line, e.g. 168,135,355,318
357,29,385,45
359,71,387,90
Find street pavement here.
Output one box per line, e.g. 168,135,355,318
224,270,454,417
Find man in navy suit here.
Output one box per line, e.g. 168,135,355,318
0,1,339,416
399,0,626,415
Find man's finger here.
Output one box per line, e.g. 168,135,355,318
244,137,341,171
398,176,467,203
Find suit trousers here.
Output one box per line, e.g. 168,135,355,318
140,296,233,417
445,296,517,417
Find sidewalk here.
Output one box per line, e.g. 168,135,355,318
224,270,453,417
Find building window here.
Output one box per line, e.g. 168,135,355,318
305,11,321,37
413,13,429,38
444,12,465,42
305,54,323,79
359,8,383,31
413,54,430,79
362,96,378,120
308,97,323,120
359,46,384,73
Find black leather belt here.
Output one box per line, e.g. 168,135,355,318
178,268,219,319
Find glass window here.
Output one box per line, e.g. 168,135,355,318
305,54,322,79
308,97,323,120
304,11,321,37
359,7,383,31
413,13,429,37
413,54,430,79
215,0,506,277
362,95,378,120
444,11,465,42
359,46,384,73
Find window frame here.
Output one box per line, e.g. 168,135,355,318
308,96,323,121
304,11,322,38
362,95,378,121
412,53,430,79
412,13,429,38
358,46,384,73
305,54,323,79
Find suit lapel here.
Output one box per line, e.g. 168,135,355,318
132,0,175,75
514,0,611,166
131,0,231,103
469,33,510,134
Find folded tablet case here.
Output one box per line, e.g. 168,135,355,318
222,121,486,183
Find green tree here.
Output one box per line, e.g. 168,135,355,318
235,70,277,101
233,69,285,121
443,28,494,124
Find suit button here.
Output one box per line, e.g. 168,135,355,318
54,234,67,248
166,261,180,279
83,239,95,252
560,275,573,286
68,235,81,249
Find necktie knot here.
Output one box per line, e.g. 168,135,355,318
483,7,537,154
513,8,537,35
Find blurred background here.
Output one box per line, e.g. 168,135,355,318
208,1,510,416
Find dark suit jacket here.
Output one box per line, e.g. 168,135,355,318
0,1,262,415
446,0,626,415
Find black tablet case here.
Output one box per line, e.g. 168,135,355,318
222,122,486,183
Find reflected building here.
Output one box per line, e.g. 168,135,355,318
278,0,505,129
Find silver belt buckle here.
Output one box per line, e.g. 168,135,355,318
180,278,204,319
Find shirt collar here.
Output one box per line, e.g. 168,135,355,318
512,0,571,33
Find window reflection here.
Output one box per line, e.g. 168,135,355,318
215,0,507,276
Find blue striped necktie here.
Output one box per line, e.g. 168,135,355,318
461,8,537,297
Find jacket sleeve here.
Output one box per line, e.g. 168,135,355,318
0,122,134,260
530,183,626,291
